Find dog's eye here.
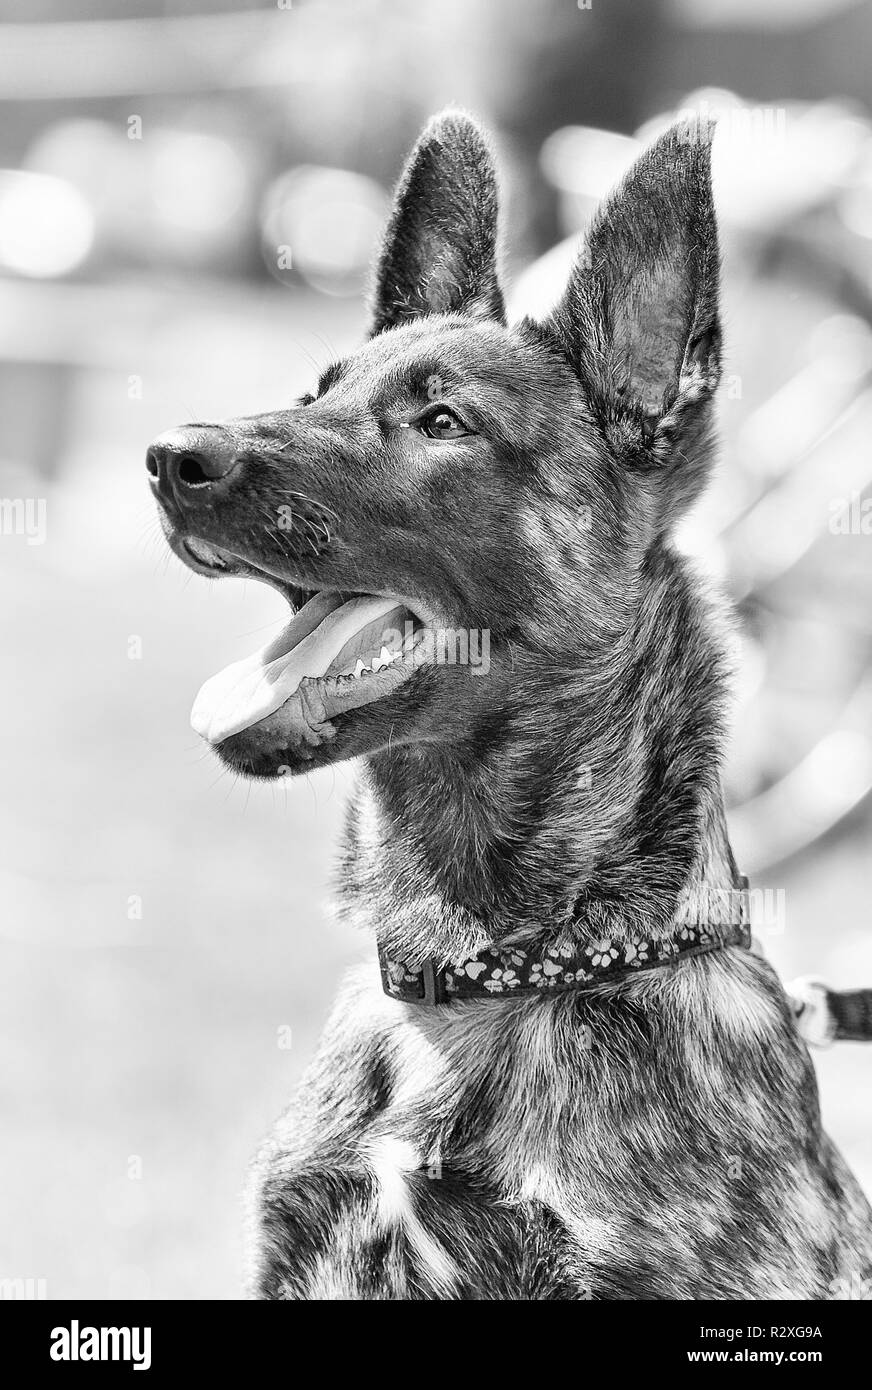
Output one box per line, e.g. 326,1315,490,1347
418,407,469,440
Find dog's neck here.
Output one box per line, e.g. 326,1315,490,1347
339,546,739,969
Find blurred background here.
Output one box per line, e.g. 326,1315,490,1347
1,0,871,1299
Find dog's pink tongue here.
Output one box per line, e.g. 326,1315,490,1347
191,592,400,744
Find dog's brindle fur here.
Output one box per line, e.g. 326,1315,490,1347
150,112,872,1298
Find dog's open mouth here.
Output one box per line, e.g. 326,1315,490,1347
184,539,425,748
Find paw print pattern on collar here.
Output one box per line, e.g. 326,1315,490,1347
378,881,751,1006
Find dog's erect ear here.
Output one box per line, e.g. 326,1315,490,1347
370,110,505,334
543,120,721,473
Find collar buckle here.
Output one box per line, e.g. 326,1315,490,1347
420,959,444,1006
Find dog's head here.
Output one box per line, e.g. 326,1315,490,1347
147,111,721,780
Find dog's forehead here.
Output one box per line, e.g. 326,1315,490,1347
336,316,525,394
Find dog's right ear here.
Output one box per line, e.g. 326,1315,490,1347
370,110,505,335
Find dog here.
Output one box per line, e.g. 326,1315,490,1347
147,110,872,1299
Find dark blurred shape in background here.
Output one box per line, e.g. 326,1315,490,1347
0,0,870,1299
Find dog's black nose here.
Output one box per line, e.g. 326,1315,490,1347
146,426,240,508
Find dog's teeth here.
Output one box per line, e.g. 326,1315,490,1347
371,646,397,672
353,659,368,679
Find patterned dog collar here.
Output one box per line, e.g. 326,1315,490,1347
378,877,752,1006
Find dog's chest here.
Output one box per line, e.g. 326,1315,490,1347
252,958,871,1299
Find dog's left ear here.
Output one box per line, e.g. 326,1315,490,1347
370,109,505,334
543,120,721,478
